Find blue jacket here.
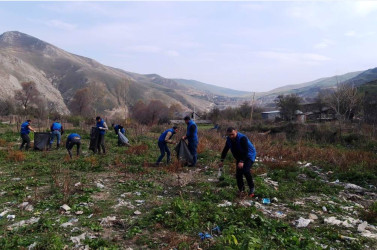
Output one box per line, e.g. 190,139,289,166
51,122,62,131
186,120,198,143
226,132,256,162
96,119,106,135
159,128,176,143
20,121,30,135
114,125,125,135
67,133,81,142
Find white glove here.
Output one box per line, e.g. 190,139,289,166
99,127,104,130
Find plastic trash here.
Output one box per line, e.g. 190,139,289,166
296,217,311,228
7,214,15,221
322,206,327,212
217,167,223,178
212,226,221,234
198,232,212,241
96,183,105,189
262,198,271,204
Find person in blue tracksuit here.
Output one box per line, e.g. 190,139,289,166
156,126,178,165
49,119,64,149
112,123,126,146
19,120,36,150
66,133,81,159
182,116,198,166
96,116,108,154
219,127,257,198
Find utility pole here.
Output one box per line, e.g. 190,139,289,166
250,92,255,123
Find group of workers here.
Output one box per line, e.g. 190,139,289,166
19,115,257,197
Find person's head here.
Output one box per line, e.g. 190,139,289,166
184,116,190,124
226,127,238,140
111,123,115,128
27,119,32,123
172,126,178,133
96,116,101,122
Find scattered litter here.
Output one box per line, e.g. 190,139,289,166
28,242,37,250
217,167,223,178
75,211,84,215
96,183,105,189
217,201,232,207
272,197,278,203
120,192,132,198
135,200,145,205
212,226,221,234
274,211,286,218
74,182,81,187
100,216,116,226
207,178,217,182
198,232,212,241
0,210,9,218
61,204,71,211
340,235,357,241
7,217,40,230
0,191,6,196
358,221,368,232
113,199,135,209
19,202,33,212
345,183,364,191
322,206,327,212
293,201,305,206
7,214,15,221
262,198,271,205
308,213,318,220
71,232,86,245
134,191,141,196
11,178,21,181
134,210,142,215
361,231,377,239
239,200,253,207
264,178,279,189
61,218,78,228
87,214,93,219
324,216,360,228
296,217,311,228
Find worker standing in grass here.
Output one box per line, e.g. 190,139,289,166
219,127,257,198
19,119,36,150
96,116,108,154
112,123,126,146
182,116,198,167
66,133,81,159
49,119,64,149
156,126,178,166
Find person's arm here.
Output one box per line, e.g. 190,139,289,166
50,124,53,132
102,121,109,130
220,142,230,163
164,131,174,144
28,125,36,132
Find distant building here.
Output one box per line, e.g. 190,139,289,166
261,111,281,121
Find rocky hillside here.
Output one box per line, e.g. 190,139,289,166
0,31,217,116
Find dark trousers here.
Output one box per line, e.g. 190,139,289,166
66,140,81,158
188,140,198,166
97,134,106,154
20,134,30,150
156,141,170,164
235,159,254,193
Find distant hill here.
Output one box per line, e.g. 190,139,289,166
173,79,250,97
0,31,221,116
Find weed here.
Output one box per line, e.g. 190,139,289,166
6,150,25,162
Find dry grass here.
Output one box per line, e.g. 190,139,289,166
84,156,98,167
126,144,148,155
6,150,25,162
0,138,7,147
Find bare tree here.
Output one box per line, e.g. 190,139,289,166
14,81,41,113
326,83,361,122
69,88,93,117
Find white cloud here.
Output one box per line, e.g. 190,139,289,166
124,45,162,53
46,20,76,31
314,39,335,49
345,30,356,37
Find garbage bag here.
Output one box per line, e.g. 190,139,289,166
174,139,194,165
89,127,100,152
34,132,51,150
118,131,130,146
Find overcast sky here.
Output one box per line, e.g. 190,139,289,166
1,1,377,92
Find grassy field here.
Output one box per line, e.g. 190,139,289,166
0,122,376,249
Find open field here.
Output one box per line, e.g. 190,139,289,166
0,123,376,249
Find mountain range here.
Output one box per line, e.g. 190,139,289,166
1,31,377,117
